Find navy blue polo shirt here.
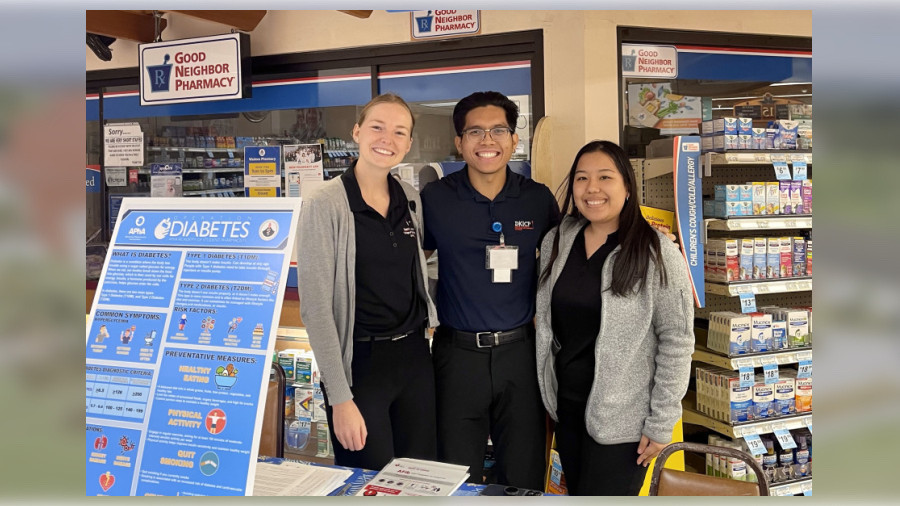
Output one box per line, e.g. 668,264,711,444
421,167,560,332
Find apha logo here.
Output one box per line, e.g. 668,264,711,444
514,220,534,231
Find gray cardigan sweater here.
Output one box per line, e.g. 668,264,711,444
536,215,694,445
296,176,439,406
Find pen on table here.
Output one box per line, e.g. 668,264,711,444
335,483,351,496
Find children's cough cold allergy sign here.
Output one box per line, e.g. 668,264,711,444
86,197,301,496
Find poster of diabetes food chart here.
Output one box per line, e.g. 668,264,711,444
85,197,301,496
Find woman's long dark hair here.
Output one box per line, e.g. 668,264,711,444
540,140,667,296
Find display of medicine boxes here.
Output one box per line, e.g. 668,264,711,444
705,237,810,282
704,180,811,218
695,364,810,423
706,308,809,356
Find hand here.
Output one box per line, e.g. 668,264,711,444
332,400,367,451
666,232,677,242
636,435,666,467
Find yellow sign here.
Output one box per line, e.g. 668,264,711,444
248,187,278,198
248,163,277,176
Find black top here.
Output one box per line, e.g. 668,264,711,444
341,165,425,338
421,167,560,332
551,226,620,403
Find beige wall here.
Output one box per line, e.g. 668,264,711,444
87,10,811,188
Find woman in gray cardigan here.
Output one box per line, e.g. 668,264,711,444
296,94,439,471
536,140,694,495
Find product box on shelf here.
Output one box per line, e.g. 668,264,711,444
752,182,767,215
766,238,781,279
790,181,803,215
771,319,787,350
738,117,753,136
752,128,767,150
750,312,773,352
806,241,812,276
802,179,813,214
766,182,781,215
701,117,738,136
752,374,775,420
792,237,808,277
779,181,793,215
740,239,754,281
294,386,314,419
773,376,796,416
779,237,793,278
772,120,800,150
795,376,812,413
753,238,767,280
738,184,753,204
786,309,810,348
738,134,753,150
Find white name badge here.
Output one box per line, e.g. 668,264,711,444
486,245,518,283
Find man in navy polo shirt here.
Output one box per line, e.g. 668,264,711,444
421,91,559,490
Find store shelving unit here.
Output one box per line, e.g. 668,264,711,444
640,147,813,496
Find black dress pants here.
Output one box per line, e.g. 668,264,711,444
323,333,437,471
432,324,546,490
555,397,648,496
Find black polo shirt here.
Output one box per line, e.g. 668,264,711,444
421,166,560,332
341,165,425,338
551,226,619,403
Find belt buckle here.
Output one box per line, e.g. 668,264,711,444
391,331,410,341
476,331,500,348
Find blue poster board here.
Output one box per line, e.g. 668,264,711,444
672,136,705,308
86,197,301,496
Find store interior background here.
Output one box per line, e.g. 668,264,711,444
82,8,893,496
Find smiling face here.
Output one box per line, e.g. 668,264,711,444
454,105,519,177
352,102,413,172
572,151,629,231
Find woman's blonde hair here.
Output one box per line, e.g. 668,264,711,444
357,93,415,134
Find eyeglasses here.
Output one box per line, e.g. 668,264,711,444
461,127,514,142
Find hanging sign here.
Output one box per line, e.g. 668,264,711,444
411,10,480,40
621,44,678,78
104,123,144,167
87,165,102,193
673,136,705,308
86,198,301,496
140,33,251,106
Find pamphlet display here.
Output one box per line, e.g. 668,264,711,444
86,197,301,496
355,458,469,496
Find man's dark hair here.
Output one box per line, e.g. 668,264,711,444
452,91,518,136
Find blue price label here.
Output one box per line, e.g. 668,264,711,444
773,161,791,180
803,489,812,497
763,362,779,384
743,433,767,456
739,292,757,313
739,366,754,388
798,360,812,379
773,428,797,450
792,161,808,180
228,150,234,159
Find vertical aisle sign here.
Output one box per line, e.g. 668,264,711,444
244,146,282,197
673,136,705,307
86,197,302,496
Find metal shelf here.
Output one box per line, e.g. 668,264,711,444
706,277,811,296
707,151,812,165
138,167,244,174
769,478,813,496
706,216,812,231
643,157,675,180
692,347,812,370
148,146,241,153
682,406,812,438
183,188,245,196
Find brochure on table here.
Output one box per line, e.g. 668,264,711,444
355,458,469,496
86,197,302,496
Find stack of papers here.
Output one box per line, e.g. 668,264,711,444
252,461,352,496
355,458,469,496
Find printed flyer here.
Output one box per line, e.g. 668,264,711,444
86,198,301,496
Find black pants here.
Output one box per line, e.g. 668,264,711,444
555,397,648,496
322,333,436,471
432,324,546,490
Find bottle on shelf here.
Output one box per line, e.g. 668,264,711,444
762,438,777,483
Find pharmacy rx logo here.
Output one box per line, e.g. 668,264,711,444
146,54,173,92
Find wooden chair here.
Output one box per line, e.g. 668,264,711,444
649,441,769,496
258,362,286,458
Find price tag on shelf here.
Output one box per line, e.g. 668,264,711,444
772,486,793,496
797,359,812,379
763,359,779,384
802,486,812,496
784,219,797,228
742,433,767,456
739,292,757,313
773,425,797,450
792,161,808,180
756,284,770,294
756,220,770,229
738,361,754,388
227,150,234,159
770,154,788,163
805,417,812,433
773,161,791,180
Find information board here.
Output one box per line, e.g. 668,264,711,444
86,197,301,496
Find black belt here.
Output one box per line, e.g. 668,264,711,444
445,324,530,349
354,328,419,342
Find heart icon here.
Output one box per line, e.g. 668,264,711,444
99,471,115,492
94,435,108,450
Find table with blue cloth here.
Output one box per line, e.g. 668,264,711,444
257,456,486,496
